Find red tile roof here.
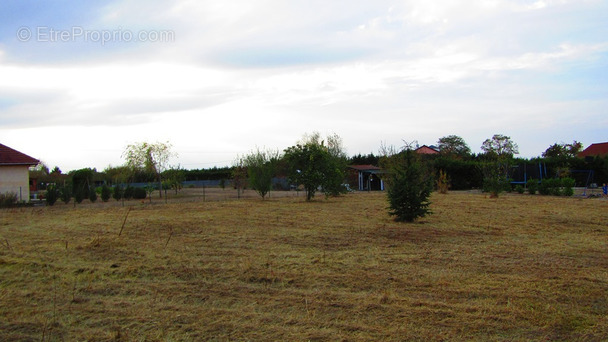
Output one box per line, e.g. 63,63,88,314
415,145,439,154
0,143,39,166
578,142,608,158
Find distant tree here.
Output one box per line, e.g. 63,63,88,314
323,134,349,197
242,148,280,200
481,134,519,158
480,134,519,198
382,142,433,222
163,166,186,195
232,158,247,199
123,141,176,198
284,132,348,201
70,168,96,199
283,143,331,201
437,135,471,158
104,165,130,185
542,141,583,159
350,153,379,166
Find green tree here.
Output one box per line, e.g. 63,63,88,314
383,143,433,222
70,168,96,199
481,134,519,158
242,148,280,200
480,134,519,197
437,135,471,158
232,158,247,199
123,141,176,198
322,133,349,197
283,142,332,201
542,141,583,158
163,167,186,195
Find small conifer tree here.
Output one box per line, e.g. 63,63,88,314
385,145,433,222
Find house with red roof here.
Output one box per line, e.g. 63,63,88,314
578,142,608,159
415,145,440,155
0,143,39,202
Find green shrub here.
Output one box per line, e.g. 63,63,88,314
0,192,18,208
89,186,98,203
60,185,72,204
113,186,123,201
549,179,562,196
45,185,59,206
101,184,111,202
74,186,85,204
132,187,147,200
539,179,552,195
561,178,575,196
123,186,134,200
527,179,538,194
515,185,525,194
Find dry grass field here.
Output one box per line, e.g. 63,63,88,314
1,190,607,341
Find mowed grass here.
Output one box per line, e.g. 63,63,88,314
1,191,607,341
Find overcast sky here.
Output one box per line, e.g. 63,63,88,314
1,0,606,171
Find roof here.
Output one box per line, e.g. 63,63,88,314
578,142,608,158
0,143,39,166
415,145,440,154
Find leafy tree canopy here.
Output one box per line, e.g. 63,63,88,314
542,141,583,159
481,134,519,158
437,135,471,158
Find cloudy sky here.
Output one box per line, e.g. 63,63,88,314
1,0,606,171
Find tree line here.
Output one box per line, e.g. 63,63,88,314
31,134,607,210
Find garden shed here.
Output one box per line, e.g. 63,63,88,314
347,165,386,191
0,143,39,202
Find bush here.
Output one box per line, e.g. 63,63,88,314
60,185,72,204
561,178,575,196
0,192,18,208
74,186,85,204
132,187,147,200
45,185,59,206
89,186,98,203
123,186,134,200
527,179,538,194
101,185,111,202
113,186,123,201
515,185,525,194
538,179,553,196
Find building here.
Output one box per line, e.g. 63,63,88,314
0,143,39,202
415,145,440,155
347,165,386,191
578,142,608,160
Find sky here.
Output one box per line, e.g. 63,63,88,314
1,0,606,172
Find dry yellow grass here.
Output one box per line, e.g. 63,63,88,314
1,191,607,341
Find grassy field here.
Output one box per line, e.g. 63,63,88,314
1,190,607,341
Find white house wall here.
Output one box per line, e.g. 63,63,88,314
0,166,31,202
